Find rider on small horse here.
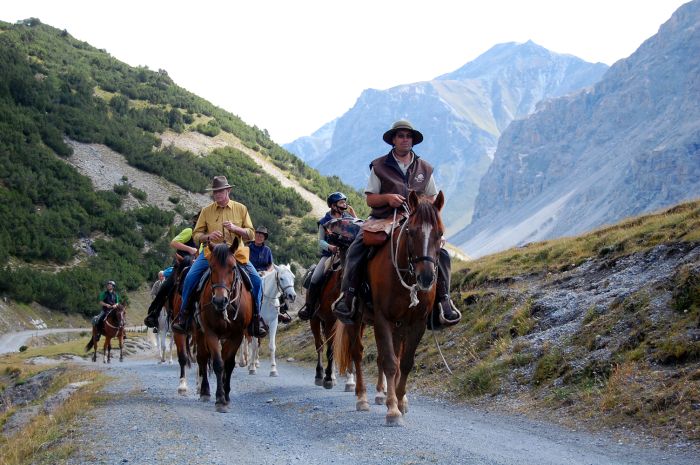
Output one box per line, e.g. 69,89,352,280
143,211,201,330
172,176,267,338
247,226,291,323
95,280,120,341
332,120,461,329
298,191,357,321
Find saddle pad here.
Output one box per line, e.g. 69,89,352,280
361,215,405,246
324,217,364,248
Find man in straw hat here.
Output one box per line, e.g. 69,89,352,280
332,120,461,329
172,176,267,337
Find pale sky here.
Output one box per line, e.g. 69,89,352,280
2,0,689,143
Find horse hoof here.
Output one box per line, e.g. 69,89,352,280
344,383,355,392
238,362,246,368
375,393,386,405
177,387,188,396
385,414,405,427
215,403,229,413
323,380,334,390
269,370,278,377
356,400,370,411
248,369,256,375
199,395,211,402
315,378,323,387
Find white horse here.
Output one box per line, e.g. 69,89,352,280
238,264,296,376
156,307,173,364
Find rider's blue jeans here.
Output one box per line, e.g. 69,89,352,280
179,252,262,315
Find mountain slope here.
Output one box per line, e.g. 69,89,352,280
285,42,607,233
453,1,700,257
0,18,361,315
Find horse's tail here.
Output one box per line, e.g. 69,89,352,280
85,337,94,352
333,321,354,375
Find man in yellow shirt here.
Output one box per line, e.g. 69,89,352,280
172,176,267,337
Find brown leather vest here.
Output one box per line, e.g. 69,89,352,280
369,151,434,219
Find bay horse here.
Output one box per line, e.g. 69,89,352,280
334,190,445,426
310,254,355,391
194,240,253,412
239,264,296,376
85,303,126,363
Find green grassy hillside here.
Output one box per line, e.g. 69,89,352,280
0,18,365,316
279,200,700,443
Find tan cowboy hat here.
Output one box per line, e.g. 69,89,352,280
206,176,233,191
382,120,424,146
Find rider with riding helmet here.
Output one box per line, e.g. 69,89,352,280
332,120,461,329
143,211,201,331
172,176,267,338
298,192,356,321
96,280,120,340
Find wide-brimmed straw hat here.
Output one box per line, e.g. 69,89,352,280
206,176,233,191
382,120,423,146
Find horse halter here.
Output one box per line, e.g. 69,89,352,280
390,205,439,306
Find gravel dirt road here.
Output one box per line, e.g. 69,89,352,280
62,346,699,465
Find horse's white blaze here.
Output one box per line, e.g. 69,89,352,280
420,223,432,259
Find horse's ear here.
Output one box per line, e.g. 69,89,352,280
208,241,215,253
433,191,445,212
408,190,420,213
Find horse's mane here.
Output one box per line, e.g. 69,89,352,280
211,243,232,268
409,198,444,233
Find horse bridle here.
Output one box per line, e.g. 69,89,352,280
210,266,242,321
390,205,439,307
262,267,294,307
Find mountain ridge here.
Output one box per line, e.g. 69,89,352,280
453,0,700,257
285,41,607,233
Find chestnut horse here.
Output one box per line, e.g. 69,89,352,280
194,241,253,412
334,191,445,426
310,255,355,391
85,303,126,363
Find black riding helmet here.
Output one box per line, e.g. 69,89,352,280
326,192,347,207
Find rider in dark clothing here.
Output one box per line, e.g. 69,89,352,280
332,120,461,330
96,280,120,340
248,226,274,273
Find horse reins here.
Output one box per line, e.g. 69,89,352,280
390,206,453,375
389,205,438,308
210,268,243,323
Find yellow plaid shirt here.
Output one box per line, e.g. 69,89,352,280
193,200,255,264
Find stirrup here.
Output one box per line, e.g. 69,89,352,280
297,303,313,321
332,293,355,325
438,300,461,326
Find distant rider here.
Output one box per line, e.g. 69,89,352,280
96,280,120,340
